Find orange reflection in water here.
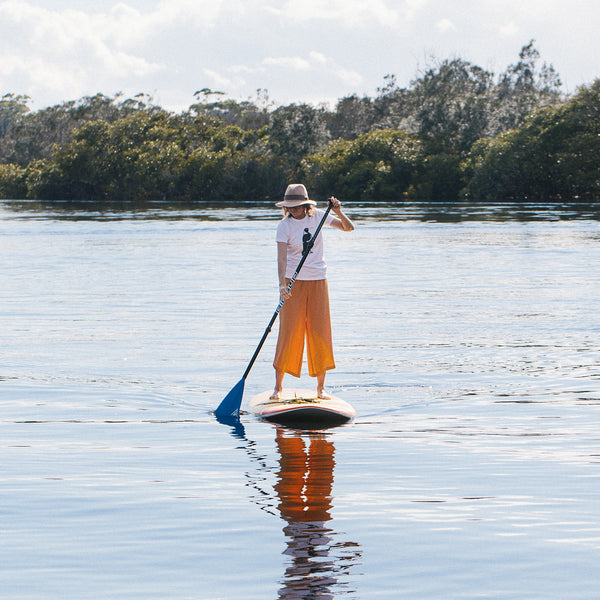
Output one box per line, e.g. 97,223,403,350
274,427,360,599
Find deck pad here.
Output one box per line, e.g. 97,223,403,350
248,388,355,429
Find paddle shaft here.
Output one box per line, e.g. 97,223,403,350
241,201,333,380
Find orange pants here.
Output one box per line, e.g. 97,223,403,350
273,279,335,378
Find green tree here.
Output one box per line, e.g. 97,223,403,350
0,162,27,198
299,129,424,202
268,103,330,173
464,80,600,201
371,41,563,156
189,88,272,130
327,95,375,140
26,109,187,201
409,58,494,154
0,93,153,166
180,116,279,201
372,75,416,132
489,39,563,135
0,93,30,137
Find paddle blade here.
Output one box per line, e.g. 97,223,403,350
215,378,245,418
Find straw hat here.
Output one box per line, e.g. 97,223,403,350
275,184,317,207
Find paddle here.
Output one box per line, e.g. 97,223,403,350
215,199,333,418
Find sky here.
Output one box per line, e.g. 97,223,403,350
1,0,599,112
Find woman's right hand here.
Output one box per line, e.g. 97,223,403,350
279,285,291,300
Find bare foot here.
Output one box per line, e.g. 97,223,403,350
272,370,284,401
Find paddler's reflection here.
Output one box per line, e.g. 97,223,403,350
273,427,360,599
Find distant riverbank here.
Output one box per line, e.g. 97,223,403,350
2,45,599,205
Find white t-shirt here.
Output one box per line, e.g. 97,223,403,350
276,209,335,280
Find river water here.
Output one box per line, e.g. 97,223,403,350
1,200,599,599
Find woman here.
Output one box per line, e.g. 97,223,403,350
271,183,354,400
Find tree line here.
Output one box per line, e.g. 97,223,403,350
1,41,598,204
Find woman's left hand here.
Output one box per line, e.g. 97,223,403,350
328,195,354,232
329,196,342,213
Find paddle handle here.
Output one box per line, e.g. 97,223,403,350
241,200,333,381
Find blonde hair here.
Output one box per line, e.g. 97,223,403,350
282,205,315,218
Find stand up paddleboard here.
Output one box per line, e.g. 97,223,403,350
248,388,355,429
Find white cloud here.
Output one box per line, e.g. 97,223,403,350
309,51,328,65
0,54,84,101
435,18,456,33
0,0,164,105
263,52,362,86
152,0,230,30
202,68,240,90
263,56,312,71
273,0,406,28
195,50,364,107
499,22,519,38
1,0,600,110
228,64,266,75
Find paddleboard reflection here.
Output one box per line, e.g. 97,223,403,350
273,427,361,599
217,416,361,597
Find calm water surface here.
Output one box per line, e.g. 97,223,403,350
1,201,600,599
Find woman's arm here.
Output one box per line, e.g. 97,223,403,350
328,196,354,232
277,241,291,299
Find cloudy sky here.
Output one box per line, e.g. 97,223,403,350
1,0,598,111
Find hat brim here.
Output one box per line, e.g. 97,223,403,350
275,198,317,207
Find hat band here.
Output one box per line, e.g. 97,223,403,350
284,194,308,200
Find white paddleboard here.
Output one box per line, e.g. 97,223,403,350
248,388,355,428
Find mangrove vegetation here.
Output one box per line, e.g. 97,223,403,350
1,41,599,205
